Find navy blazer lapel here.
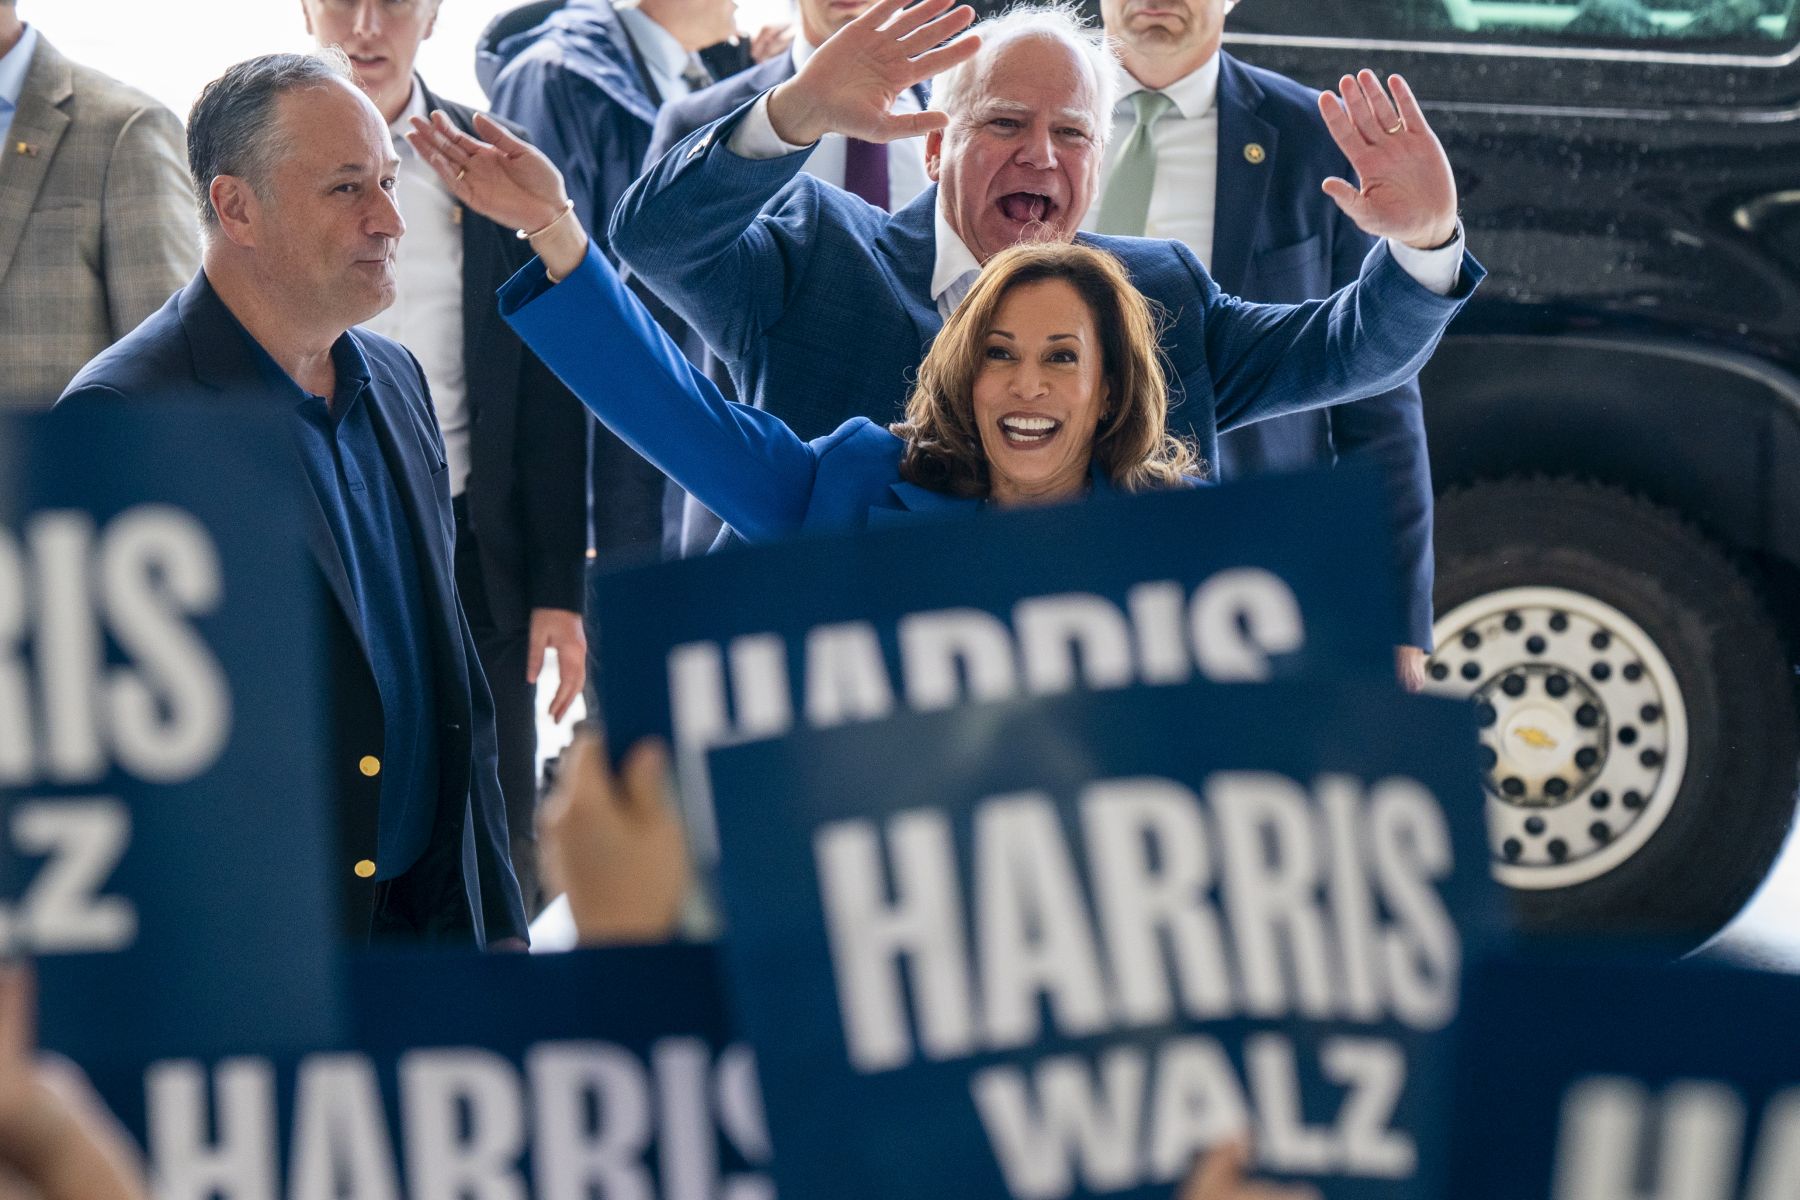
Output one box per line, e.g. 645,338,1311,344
874,185,945,357
1211,54,1279,295
177,275,369,659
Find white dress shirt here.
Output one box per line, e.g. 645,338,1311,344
1084,53,1222,262
0,24,40,151
362,83,472,497
1082,54,1464,295
616,4,708,102
726,55,931,212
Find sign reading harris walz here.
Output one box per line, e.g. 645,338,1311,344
0,405,344,1061
707,683,1506,1200
591,467,1409,858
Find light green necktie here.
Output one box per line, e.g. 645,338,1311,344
1093,90,1175,237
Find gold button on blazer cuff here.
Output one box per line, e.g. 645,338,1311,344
358,755,381,777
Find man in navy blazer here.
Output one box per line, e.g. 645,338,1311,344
1091,0,1438,685
59,53,527,947
610,2,1476,617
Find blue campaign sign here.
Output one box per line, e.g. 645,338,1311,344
0,406,343,1062
1448,954,1800,1200
81,945,771,1200
592,467,1402,858
705,680,1507,1200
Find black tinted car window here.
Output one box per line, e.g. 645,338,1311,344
1231,0,1800,52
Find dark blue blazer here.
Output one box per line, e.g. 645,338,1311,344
1208,53,1436,647
607,100,1481,558
508,225,1476,540
58,273,529,947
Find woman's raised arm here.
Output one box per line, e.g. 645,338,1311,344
407,111,821,541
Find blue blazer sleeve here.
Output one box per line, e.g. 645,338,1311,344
608,98,820,363
1186,240,1483,433
498,242,825,543
1322,221,1437,650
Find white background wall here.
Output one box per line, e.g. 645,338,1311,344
28,0,788,119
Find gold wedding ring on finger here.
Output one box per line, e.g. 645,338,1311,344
1385,119,1406,135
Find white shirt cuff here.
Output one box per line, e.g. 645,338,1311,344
725,90,816,159
1385,222,1464,296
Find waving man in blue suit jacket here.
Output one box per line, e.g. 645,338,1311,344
610,1,1473,444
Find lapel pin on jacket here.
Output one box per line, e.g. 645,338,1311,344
1243,142,1266,165
15,141,38,157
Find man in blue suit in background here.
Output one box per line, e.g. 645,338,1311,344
610,1,1473,664
480,0,746,562
1090,0,1437,688
60,52,528,948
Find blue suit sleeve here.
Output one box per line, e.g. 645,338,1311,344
498,242,823,542
1322,221,1437,650
608,100,818,363
1190,241,1482,435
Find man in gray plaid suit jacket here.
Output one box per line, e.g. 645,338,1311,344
0,2,196,408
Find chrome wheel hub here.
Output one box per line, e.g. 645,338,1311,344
1427,586,1689,890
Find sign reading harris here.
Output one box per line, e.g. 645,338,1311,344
1450,956,1800,1200
706,681,1506,1200
82,947,770,1200
592,467,1403,856
0,406,343,1061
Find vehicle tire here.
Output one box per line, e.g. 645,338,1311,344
1427,477,1799,950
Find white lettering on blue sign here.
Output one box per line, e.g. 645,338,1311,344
666,572,1307,757
0,505,230,788
1553,1076,1800,1200
0,797,135,953
815,772,1457,1074
145,1041,772,1200
970,1034,1415,1199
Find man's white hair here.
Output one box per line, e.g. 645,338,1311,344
929,3,1121,146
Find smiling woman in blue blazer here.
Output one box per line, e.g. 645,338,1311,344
406,108,1472,536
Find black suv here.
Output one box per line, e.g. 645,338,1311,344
1228,0,1800,947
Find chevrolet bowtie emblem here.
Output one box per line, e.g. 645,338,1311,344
1514,726,1558,750
15,141,38,157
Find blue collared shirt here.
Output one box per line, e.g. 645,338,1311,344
230,315,442,873
0,24,41,150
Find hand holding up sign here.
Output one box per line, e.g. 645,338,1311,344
0,968,146,1200
539,728,690,945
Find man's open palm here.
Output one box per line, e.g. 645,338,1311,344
1318,71,1459,250
767,0,980,146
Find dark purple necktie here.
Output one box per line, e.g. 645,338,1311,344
843,137,890,211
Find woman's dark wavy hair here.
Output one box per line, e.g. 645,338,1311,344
891,240,1200,497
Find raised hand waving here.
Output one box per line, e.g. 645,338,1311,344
1318,71,1460,250
766,0,981,146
